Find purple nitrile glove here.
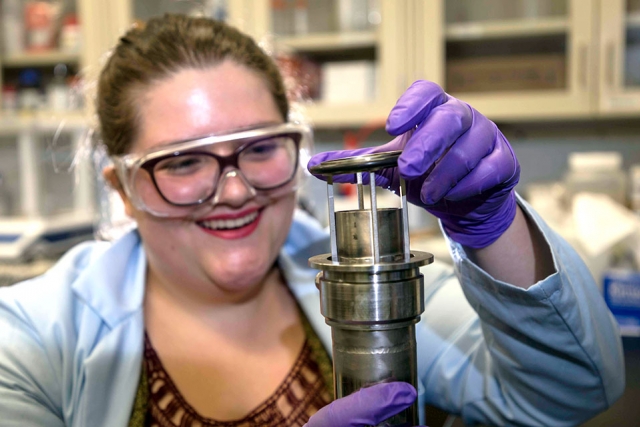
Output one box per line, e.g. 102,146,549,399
304,382,420,427
308,80,520,248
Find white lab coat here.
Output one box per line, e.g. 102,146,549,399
0,199,625,426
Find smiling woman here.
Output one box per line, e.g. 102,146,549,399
0,13,626,427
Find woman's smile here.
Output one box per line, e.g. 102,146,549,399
196,207,262,239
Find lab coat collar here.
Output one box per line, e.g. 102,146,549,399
69,210,328,338
279,210,333,355
71,229,146,330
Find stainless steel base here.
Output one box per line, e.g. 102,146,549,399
310,250,433,427
332,323,419,426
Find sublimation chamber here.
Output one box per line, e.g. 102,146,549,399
309,151,433,427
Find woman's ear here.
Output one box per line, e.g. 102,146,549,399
102,165,135,217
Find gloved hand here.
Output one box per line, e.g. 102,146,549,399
305,382,419,427
308,80,520,248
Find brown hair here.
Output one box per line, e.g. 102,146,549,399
97,14,289,156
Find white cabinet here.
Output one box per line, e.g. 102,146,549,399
8,1,640,127
96,0,413,128
598,0,640,115
415,0,597,121
82,0,640,125
218,0,413,127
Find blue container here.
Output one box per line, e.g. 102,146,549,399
603,270,640,337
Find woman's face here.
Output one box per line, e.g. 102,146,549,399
117,61,296,302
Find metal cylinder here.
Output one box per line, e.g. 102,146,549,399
312,245,431,427
309,151,434,427
335,209,404,263
332,324,418,426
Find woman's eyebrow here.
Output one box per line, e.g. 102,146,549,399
139,121,286,153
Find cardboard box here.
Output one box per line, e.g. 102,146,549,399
603,270,640,337
321,60,376,104
446,54,566,93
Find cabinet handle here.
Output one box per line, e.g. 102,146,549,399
606,42,616,89
578,44,588,90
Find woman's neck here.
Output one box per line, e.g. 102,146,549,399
143,264,297,342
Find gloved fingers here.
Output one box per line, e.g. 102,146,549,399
305,162,393,188
305,382,417,427
320,171,394,188
437,132,519,202
398,98,473,180
417,110,498,204
306,134,411,187
307,146,379,172
386,80,449,135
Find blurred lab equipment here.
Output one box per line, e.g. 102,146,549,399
271,0,380,35
527,151,639,293
630,164,640,214
0,121,95,261
309,151,433,427
563,151,627,206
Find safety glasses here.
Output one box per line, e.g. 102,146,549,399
111,122,312,217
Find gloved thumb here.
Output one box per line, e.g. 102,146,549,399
304,382,417,427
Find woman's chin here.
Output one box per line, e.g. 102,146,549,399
208,267,271,298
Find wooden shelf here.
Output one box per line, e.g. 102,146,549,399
276,31,378,52
446,16,569,41
1,51,81,67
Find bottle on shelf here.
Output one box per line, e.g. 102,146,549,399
24,0,61,52
271,0,292,36
293,0,309,35
307,0,336,33
46,63,70,112
337,0,380,32
0,171,10,216
18,68,44,112
2,84,19,114
2,0,25,55
59,13,81,53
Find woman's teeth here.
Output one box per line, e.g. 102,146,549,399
200,211,259,230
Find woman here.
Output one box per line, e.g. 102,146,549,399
0,14,624,427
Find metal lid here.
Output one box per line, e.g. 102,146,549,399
309,150,402,176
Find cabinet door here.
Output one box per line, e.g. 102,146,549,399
0,0,87,118
416,0,596,121
233,0,411,127
81,0,234,66
78,0,131,85
599,0,640,114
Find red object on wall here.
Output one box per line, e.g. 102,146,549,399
339,120,386,196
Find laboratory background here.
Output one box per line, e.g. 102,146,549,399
0,0,639,425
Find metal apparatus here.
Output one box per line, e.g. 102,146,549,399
309,151,433,427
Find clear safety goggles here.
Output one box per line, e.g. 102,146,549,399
111,122,312,218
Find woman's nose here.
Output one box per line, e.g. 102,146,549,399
212,169,257,207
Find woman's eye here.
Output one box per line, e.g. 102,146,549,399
156,155,205,175
244,139,283,158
